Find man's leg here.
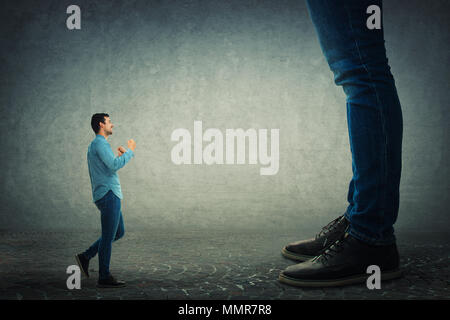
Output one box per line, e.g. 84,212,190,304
307,0,403,245
76,191,123,279
279,0,403,286
82,209,125,261
97,191,122,280
114,210,125,241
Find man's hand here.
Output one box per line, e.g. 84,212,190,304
127,139,136,152
117,146,126,156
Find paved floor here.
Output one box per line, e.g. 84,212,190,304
0,229,449,300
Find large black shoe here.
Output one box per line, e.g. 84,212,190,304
97,275,126,288
281,215,349,261
75,253,90,278
278,233,403,287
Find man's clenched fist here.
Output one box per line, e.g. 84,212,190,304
127,139,136,151
117,146,126,156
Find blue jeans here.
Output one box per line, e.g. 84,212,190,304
83,190,125,280
306,0,403,245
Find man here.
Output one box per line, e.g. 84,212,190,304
279,0,403,287
75,113,136,288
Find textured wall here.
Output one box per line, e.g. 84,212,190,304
0,0,449,233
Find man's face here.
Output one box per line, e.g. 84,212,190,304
100,116,114,135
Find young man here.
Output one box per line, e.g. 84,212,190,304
75,113,136,288
279,0,403,287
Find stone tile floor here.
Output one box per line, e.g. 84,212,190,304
0,229,449,300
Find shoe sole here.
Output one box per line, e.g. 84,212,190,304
75,255,89,278
281,247,315,262
278,268,403,288
96,283,127,288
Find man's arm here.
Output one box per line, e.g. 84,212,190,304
96,140,134,172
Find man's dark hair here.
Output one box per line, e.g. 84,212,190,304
91,113,109,134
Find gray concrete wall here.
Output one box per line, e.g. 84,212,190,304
1,0,449,233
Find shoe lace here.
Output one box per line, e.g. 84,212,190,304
315,215,344,239
313,233,348,263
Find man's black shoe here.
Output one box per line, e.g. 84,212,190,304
281,215,349,261
97,275,126,288
75,253,90,278
279,233,402,287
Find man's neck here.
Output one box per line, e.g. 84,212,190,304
97,132,108,139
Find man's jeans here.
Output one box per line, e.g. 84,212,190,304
83,190,125,280
306,0,403,245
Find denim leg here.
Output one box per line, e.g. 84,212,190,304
114,210,125,241
346,177,355,211
84,191,122,280
306,0,403,245
83,238,100,260
82,209,124,259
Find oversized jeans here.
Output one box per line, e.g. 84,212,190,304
83,190,125,280
306,0,403,245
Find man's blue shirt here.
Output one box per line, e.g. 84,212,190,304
87,135,134,202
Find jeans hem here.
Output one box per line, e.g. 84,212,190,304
344,211,396,246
